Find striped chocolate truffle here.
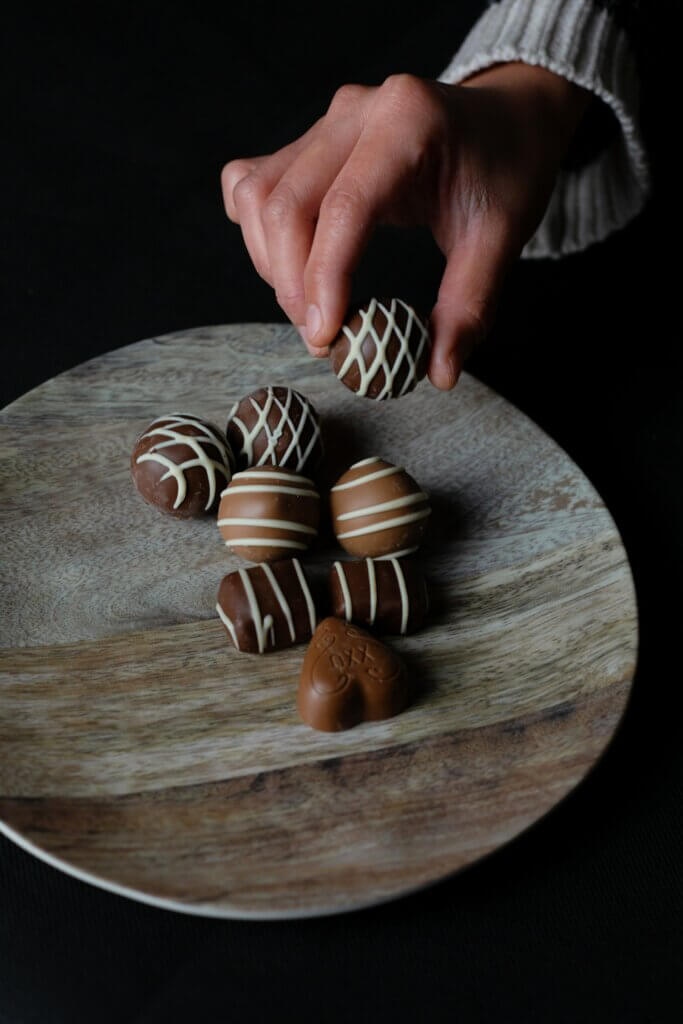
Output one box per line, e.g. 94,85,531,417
217,467,320,562
226,385,324,474
216,558,317,654
329,297,431,400
330,457,430,558
330,557,429,635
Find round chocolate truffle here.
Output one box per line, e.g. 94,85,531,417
226,385,324,474
330,556,429,635
330,457,430,558
131,413,234,518
329,297,431,399
217,467,320,562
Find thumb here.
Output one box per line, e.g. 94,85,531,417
428,223,516,390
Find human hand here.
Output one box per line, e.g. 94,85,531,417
221,63,589,389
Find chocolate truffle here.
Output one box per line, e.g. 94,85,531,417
217,467,320,562
297,617,410,731
216,558,317,654
226,386,324,474
330,457,430,558
330,557,429,635
131,413,234,518
329,297,431,399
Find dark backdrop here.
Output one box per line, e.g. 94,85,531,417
2,3,681,1022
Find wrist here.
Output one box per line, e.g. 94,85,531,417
460,61,591,162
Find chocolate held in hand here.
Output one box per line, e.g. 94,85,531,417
329,297,431,399
330,457,431,558
330,557,429,635
217,467,320,562
226,386,323,474
216,558,317,654
131,413,234,518
298,618,410,732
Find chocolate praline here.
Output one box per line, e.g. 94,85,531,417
330,456,431,559
329,297,431,399
297,617,410,731
216,558,318,654
226,385,324,475
330,556,429,635
131,413,234,518
217,467,320,562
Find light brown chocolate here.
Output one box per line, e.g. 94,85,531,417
329,297,431,399
217,467,320,562
131,413,234,518
329,557,429,635
297,617,410,731
330,456,430,558
216,558,318,654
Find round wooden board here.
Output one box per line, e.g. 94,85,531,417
0,324,637,919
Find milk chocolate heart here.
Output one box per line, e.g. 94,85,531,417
297,617,410,732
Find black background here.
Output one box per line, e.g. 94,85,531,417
1,3,681,1021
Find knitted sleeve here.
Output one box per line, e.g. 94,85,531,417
437,0,650,258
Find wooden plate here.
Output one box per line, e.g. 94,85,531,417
0,324,637,918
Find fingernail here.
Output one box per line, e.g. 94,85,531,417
306,304,322,343
297,325,308,344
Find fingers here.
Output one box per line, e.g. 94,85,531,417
261,116,365,335
303,78,442,349
428,219,517,390
220,131,318,285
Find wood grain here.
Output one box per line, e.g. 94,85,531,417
0,324,637,918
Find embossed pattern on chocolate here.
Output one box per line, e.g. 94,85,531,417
330,557,429,635
216,557,317,654
329,298,430,399
217,467,320,562
297,617,410,731
330,456,431,558
226,386,323,474
131,413,234,518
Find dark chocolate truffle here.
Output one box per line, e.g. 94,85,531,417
330,557,429,635
217,467,320,562
216,558,317,654
330,456,430,558
226,386,324,474
297,617,410,731
329,297,431,399
131,413,234,518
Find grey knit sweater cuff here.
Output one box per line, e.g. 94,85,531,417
438,0,650,258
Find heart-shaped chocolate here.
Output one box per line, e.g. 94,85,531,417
297,617,410,732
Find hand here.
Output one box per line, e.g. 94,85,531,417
221,64,589,389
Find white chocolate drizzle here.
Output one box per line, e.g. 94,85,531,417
227,387,322,471
215,602,239,649
336,298,429,399
331,464,402,493
292,558,317,635
222,537,309,550
335,491,429,521
366,558,377,624
135,414,233,511
217,518,316,534
261,563,295,642
375,547,418,560
336,507,431,541
390,557,409,634
216,558,316,653
333,561,353,622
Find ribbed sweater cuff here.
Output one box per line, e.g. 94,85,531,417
438,0,650,258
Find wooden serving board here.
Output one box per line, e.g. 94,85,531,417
0,324,637,918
